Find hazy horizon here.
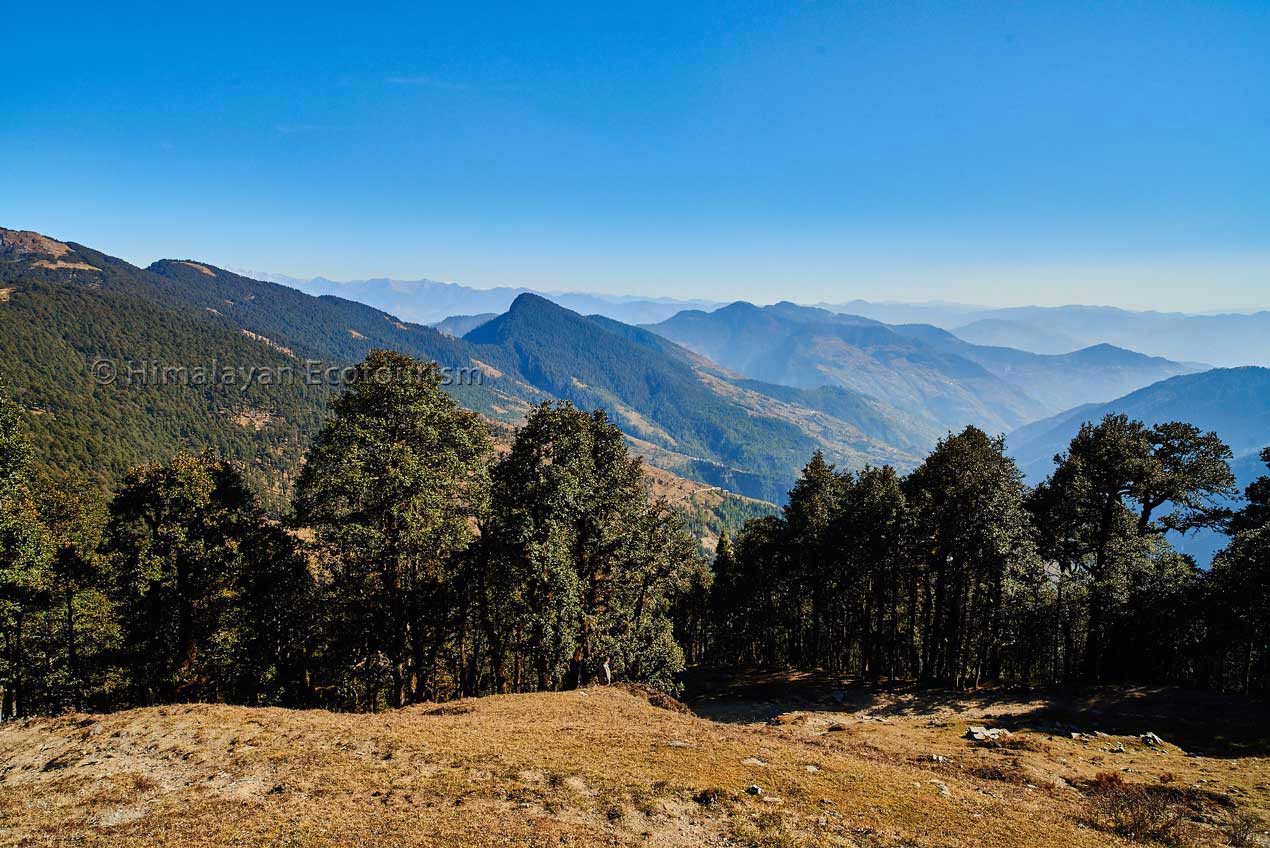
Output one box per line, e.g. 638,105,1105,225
245,267,1270,317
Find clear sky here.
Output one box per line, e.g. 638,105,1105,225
3,1,1268,310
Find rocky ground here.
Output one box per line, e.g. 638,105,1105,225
1,674,1267,847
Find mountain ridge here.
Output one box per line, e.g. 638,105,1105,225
1,228,935,506
646,301,1198,433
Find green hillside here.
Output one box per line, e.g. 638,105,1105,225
0,226,933,509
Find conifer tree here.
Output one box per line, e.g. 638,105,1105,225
294,350,491,707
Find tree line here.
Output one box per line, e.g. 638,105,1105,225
0,351,703,717
704,423,1269,693
2,350,1267,718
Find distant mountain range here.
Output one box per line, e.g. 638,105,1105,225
646,301,1199,435
254,269,1270,367
817,300,1270,367
250,272,723,326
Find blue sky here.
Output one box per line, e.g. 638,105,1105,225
3,1,1267,310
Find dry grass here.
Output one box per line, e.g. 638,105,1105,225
240,329,294,357
1,675,1267,848
177,261,217,276
0,228,71,258
32,259,101,272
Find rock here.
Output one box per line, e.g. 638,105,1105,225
929,780,951,798
746,784,762,796
1106,742,1126,754
804,764,821,773
966,726,1011,742
741,757,769,767
928,754,949,764
1141,732,1165,747
666,740,691,748
827,723,848,732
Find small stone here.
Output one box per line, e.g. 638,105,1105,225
930,780,951,798
746,784,762,796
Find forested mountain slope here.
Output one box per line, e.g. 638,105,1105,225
0,226,934,507
464,294,934,500
0,229,330,500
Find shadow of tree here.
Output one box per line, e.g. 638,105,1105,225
679,666,1269,759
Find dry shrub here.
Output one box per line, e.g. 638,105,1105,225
692,787,730,807
969,763,1028,785
1219,809,1262,848
1086,771,1193,846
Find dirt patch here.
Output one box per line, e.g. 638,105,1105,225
232,409,280,430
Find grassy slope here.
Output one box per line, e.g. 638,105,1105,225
3,679,1265,847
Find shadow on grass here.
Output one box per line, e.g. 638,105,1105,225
679,666,1270,759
